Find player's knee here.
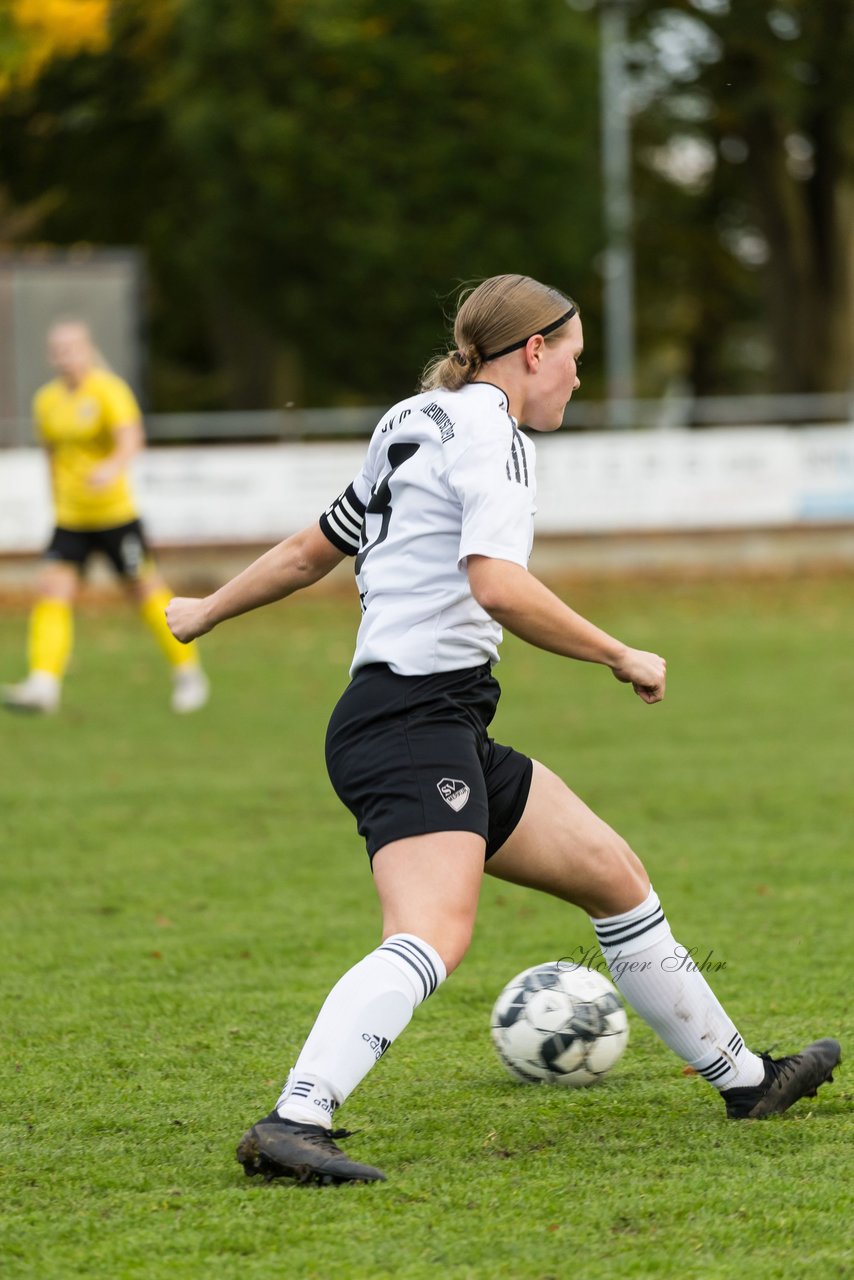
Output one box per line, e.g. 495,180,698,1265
438,918,476,975
37,564,77,601
387,912,474,977
586,831,650,915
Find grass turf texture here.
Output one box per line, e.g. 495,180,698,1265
0,574,851,1280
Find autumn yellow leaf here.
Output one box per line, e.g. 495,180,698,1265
0,0,111,93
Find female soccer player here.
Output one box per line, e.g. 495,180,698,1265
166,275,839,1185
2,319,209,716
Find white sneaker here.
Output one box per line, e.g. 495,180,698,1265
2,672,61,715
171,665,210,714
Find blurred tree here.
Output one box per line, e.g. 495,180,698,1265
633,0,854,395
0,0,602,409
0,186,56,243
7,0,847,407
158,0,603,407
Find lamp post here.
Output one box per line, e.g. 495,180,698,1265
597,0,635,427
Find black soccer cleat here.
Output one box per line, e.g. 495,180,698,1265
236,1110,386,1185
721,1037,841,1119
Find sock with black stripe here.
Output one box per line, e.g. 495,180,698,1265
276,933,447,1127
591,888,765,1090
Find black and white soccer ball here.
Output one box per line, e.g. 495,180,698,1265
491,962,629,1087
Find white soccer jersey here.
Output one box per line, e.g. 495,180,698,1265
319,381,537,676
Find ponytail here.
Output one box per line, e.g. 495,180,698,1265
419,274,576,393
420,342,484,392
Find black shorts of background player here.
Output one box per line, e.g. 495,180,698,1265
166,274,840,1185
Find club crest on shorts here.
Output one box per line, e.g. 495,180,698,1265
437,777,470,812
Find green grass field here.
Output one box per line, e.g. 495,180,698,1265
1,573,852,1280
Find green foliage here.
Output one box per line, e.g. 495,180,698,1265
161,0,601,402
0,3,27,84
2,0,851,404
0,0,601,408
632,0,854,393
1,575,852,1278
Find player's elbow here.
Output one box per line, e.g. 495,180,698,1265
286,524,342,584
288,535,321,582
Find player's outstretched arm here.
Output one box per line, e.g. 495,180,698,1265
166,522,346,643
467,555,666,704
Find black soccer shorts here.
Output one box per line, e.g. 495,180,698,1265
325,661,534,862
44,519,153,582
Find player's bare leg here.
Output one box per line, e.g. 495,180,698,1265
486,760,648,917
373,830,486,972
237,832,485,1184
487,762,840,1117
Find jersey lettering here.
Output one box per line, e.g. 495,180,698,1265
421,401,455,443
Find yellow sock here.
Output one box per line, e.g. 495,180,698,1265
140,588,199,669
28,598,73,679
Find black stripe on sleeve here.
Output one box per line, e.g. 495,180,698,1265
512,426,529,486
319,483,366,556
508,439,522,483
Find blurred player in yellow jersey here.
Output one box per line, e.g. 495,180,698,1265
2,319,209,715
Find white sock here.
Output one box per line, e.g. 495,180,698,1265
276,933,447,1127
591,888,765,1090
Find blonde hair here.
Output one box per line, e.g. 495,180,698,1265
420,274,577,392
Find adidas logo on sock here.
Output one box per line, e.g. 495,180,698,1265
362,1032,392,1061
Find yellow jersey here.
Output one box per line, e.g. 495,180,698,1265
34,369,142,530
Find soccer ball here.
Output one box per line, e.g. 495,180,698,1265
490,962,629,1087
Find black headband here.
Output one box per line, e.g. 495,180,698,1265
482,306,577,363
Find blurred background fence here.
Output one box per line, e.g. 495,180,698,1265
0,392,852,449
4,419,854,559
0,395,851,449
